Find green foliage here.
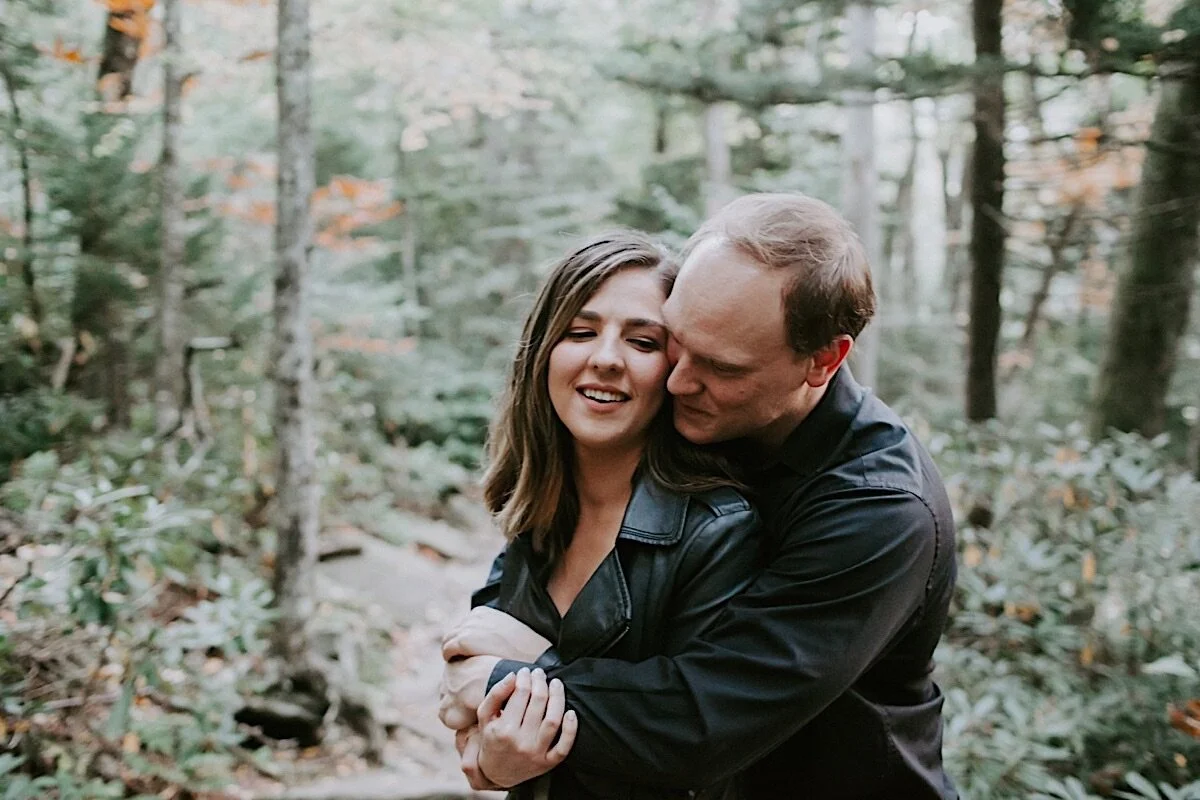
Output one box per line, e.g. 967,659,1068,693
933,422,1200,798
0,450,276,794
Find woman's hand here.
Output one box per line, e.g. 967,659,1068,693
456,726,503,791
472,667,578,788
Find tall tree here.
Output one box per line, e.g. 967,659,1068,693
70,0,153,425
0,62,39,332
965,0,1006,421
1092,64,1200,436
154,0,185,434
271,0,319,664
843,1,880,389
702,0,736,216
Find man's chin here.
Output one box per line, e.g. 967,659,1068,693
674,415,717,445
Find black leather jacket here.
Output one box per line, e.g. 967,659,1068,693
471,476,761,800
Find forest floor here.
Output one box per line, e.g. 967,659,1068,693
241,510,506,800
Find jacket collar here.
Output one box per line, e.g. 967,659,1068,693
774,366,868,478
617,472,689,546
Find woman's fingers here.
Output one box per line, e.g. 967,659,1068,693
477,671,516,724
521,669,551,734
502,668,533,725
537,678,566,750
547,709,578,765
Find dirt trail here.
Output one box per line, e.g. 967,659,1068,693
248,513,506,800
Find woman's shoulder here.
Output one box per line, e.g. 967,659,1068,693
686,485,755,519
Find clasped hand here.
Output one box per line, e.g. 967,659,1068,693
438,607,575,788
457,668,578,790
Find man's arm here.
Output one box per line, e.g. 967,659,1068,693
490,488,939,788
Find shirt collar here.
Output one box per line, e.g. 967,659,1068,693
617,472,689,546
773,366,868,478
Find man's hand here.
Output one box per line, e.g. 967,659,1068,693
456,726,503,791
473,667,577,788
442,606,551,663
438,654,500,730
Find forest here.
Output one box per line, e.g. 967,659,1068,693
1,0,1199,797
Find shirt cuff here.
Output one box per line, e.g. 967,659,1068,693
486,648,565,693
487,659,533,693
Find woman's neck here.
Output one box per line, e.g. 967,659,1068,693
572,443,641,518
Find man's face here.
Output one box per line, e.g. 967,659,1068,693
662,238,815,447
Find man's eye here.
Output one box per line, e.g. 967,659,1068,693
711,363,742,376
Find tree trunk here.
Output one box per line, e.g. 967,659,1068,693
70,7,147,425
842,2,880,390
97,5,144,102
965,0,1005,421
272,0,319,665
702,0,735,216
1092,65,1200,437
155,0,186,434
0,65,40,331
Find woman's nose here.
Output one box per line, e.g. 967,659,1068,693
588,334,624,371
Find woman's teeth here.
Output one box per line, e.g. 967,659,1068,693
581,388,627,403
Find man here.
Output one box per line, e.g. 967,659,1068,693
440,192,958,799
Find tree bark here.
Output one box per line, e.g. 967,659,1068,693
965,0,1006,421
702,0,735,216
70,7,147,425
97,5,144,102
842,2,881,390
272,0,319,665
1092,65,1200,437
155,0,186,434
0,65,40,330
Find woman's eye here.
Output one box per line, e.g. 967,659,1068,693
629,338,661,352
564,329,594,340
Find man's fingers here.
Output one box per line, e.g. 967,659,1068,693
477,672,516,723
503,668,532,724
547,709,578,764
537,678,566,750
521,669,550,733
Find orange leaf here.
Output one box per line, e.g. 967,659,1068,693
1168,701,1200,740
104,0,154,12
239,48,273,62
50,39,87,64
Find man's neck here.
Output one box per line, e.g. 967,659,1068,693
752,381,832,453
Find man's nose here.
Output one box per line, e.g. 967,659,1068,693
666,354,701,396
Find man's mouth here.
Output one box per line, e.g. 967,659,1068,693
579,388,629,404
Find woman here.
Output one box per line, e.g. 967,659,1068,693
450,232,760,799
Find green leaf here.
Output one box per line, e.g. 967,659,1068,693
103,679,135,740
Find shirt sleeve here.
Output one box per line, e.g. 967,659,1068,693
540,486,939,789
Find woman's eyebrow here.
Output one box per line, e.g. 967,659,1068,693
575,310,665,330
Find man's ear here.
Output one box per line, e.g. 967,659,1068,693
804,336,853,388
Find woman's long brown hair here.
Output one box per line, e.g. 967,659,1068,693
482,231,743,561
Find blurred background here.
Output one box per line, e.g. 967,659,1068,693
1,0,1199,797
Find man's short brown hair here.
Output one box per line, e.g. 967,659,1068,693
679,192,876,356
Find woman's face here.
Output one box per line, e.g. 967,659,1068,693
548,268,670,457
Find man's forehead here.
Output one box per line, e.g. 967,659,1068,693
664,268,789,364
